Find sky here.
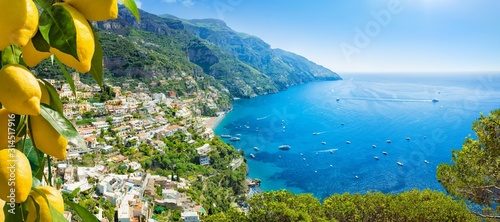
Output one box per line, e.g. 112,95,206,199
136,0,500,73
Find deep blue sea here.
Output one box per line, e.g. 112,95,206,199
214,73,500,199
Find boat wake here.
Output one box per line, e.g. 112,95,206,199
256,114,272,120
317,148,338,153
343,97,437,103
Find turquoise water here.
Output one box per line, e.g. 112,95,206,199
214,73,500,199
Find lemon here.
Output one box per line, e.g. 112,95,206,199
29,115,68,160
0,64,42,116
65,0,118,21
22,39,52,67
0,149,33,203
50,3,95,73
26,186,64,222
0,108,22,149
0,0,39,50
0,198,4,221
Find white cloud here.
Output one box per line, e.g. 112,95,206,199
182,0,194,7
135,0,142,8
161,0,195,7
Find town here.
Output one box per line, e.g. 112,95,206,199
45,73,252,222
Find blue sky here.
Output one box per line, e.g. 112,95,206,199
136,0,500,73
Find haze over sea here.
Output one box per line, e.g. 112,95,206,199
215,73,500,199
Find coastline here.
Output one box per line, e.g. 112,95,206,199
205,112,226,130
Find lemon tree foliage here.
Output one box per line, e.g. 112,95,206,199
437,109,500,219
0,0,139,221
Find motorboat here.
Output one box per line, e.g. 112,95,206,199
279,145,291,150
382,151,388,155
386,140,392,143
372,145,376,148
220,134,231,138
397,161,403,166
250,154,255,158
229,137,240,141
254,147,259,151
346,141,351,144
374,156,379,160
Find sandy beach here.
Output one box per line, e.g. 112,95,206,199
205,112,226,130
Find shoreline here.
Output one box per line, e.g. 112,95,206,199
205,112,226,130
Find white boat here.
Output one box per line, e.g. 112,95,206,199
397,161,403,166
382,151,388,155
250,154,255,158
236,134,241,136
386,140,392,143
254,147,259,151
322,142,326,145
220,134,231,138
372,145,376,148
346,141,351,144
336,98,340,101
424,160,429,164
406,137,410,140
312,132,318,135
374,156,379,160
229,137,240,141
432,98,439,103
279,145,291,150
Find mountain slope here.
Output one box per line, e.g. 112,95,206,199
94,7,340,98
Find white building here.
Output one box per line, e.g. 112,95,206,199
195,144,211,166
181,212,200,222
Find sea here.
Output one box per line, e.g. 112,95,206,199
214,73,500,199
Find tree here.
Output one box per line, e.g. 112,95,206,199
437,109,500,219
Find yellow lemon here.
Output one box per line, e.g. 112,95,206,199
0,108,22,149
0,0,39,50
22,39,52,67
0,198,4,221
0,64,41,116
65,0,118,21
50,3,95,73
29,115,68,160
0,149,33,203
26,186,64,222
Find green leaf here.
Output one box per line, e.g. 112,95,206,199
65,200,99,222
120,0,141,23
89,28,103,87
54,56,77,97
20,139,44,177
32,30,51,53
34,0,53,10
3,203,24,222
40,79,64,115
1,45,22,65
39,4,80,61
49,201,68,221
39,104,80,140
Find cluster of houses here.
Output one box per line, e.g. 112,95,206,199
45,74,232,222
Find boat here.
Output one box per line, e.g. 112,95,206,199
336,98,340,101
329,150,334,154
382,151,388,155
346,141,351,144
236,134,241,136
303,158,306,161
322,142,326,145
397,161,403,166
386,140,392,143
229,137,240,141
374,156,379,160
432,98,439,103
406,137,410,140
300,153,303,156
372,145,376,148
279,145,291,150
249,154,255,158
312,132,319,135
254,147,259,151
220,134,231,138
424,160,429,164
